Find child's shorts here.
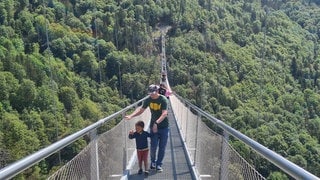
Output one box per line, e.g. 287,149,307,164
137,149,149,162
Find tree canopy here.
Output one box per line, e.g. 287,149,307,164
0,0,320,179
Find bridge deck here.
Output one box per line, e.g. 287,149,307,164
128,103,195,180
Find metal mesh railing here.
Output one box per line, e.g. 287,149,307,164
47,108,150,180
170,95,266,180
3,94,319,179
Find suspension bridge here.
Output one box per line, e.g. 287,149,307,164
1,31,319,180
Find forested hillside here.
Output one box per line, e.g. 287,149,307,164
0,0,320,179
166,0,320,178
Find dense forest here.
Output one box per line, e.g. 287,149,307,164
0,0,320,179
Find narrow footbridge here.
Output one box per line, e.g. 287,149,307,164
0,93,319,180
0,29,319,180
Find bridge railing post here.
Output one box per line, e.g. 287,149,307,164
185,103,189,142
194,114,200,167
220,130,229,180
89,129,99,180
122,111,127,175
179,100,183,132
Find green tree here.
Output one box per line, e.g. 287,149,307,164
267,171,289,180
40,110,65,142
11,79,37,112
21,110,49,146
58,86,79,112
79,98,101,122
307,118,320,141
77,50,99,79
34,85,56,111
0,71,18,102
1,112,40,160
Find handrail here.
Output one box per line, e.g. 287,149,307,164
174,93,320,180
0,97,148,180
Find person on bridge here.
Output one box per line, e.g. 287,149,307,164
158,83,171,99
125,84,169,172
158,83,167,97
129,121,151,175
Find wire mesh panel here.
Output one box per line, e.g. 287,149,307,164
97,120,127,179
47,107,150,180
170,95,265,180
46,139,96,180
226,143,264,180
185,107,198,163
195,119,222,179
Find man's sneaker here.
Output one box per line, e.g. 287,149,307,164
138,169,143,174
150,162,156,169
156,165,163,172
144,170,149,175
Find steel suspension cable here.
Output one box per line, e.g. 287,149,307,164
93,0,102,84
44,1,61,165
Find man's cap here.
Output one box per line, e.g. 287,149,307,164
148,84,159,94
